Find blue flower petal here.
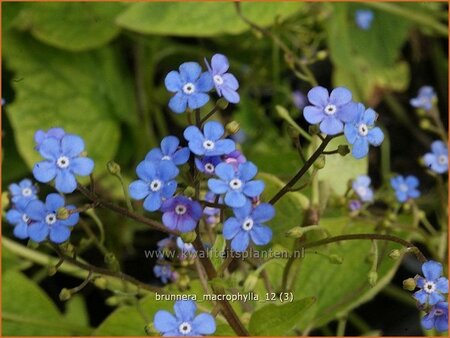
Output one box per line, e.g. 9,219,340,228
221,87,240,103
431,140,447,154
222,73,239,90
8,183,21,195
55,170,77,193
13,222,29,239
435,312,449,332
28,222,49,242
208,179,229,194
320,116,344,135
215,163,235,181
429,292,445,306
231,230,250,252
304,106,325,124
406,175,419,189
39,138,60,160
233,200,252,220
307,86,328,107
352,137,369,159
421,312,435,330
50,225,71,244
143,192,162,212
162,212,179,230
33,161,57,183
252,203,275,223
61,135,85,158
188,93,210,110
196,72,214,92
70,157,94,176
161,136,179,156
159,161,179,181
6,209,22,224
165,71,183,92
422,261,443,281
211,54,229,74
337,102,359,123
367,127,384,146
223,217,242,239
174,300,196,322
162,181,177,199
183,125,203,142
436,277,449,293
395,190,408,203
329,87,352,106
238,162,258,181
213,139,235,156
25,200,46,220
243,180,264,197
344,123,358,144
60,206,79,227
172,148,190,165
169,92,188,114
129,180,150,200
203,121,224,141
45,193,65,211
146,148,163,162
250,224,272,245
192,313,216,335
362,108,377,125
179,62,202,83
154,310,178,333
413,289,428,304
136,160,156,182
189,201,203,220
224,190,247,208
188,140,205,156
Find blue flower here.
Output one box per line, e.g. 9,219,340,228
34,128,65,150
154,300,216,336
348,199,362,212
8,179,38,205
165,62,214,114
153,264,175,284
208,162,264,208
25,193,79,243
205,54,240,103
195,156,222,175
292,90,307,111
32,134,94,194
424,141,448,174
413,261,448,306
6,200,33,240
184,121,235,156
422,302,448,332
146,136,190,167
176,237,196,254
223,150,247,171
390,175,420,203
344,103,384,159
355,9,374,30
410,86,436,111
160,196,202,233
129,161,179,212
303,86,358,135
223,201,274,252
203,191,221,226
352,175,374,202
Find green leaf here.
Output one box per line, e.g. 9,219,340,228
315,136,368,195
2,271,91,335
2,3,24,30
116,2,301,37
2,243,32,272
13,3,124,51
64,295,90,328
259,173,309,248
249,297,316,335
3,31,136,177
210,234,226,270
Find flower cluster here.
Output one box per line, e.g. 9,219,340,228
303,86,384,159
407,261,449,332
410,86,436,111
165,54,240,114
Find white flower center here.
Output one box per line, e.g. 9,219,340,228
175,204,187,215
56,156,70,169
213,74,224,85
182,83,196,95
22,214,30,223
438,155,448,166
424,281,436,294
45,213,57,225
399,184,409,193
242,218,254,231
161,155,171,161
229,178,242,190
324,104,337,115
358,123,369,136
204,163,215,173
150,179,162,192
178,322,192,334
203,140,215,150
22,188,33,197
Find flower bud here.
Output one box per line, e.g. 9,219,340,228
56,207,70,220
368,271,378,287
107,160,121,176
225,121,240,135
94,276,108,289
329,254,343,265
177,274,191,290
105,296,120,306
337,145,350,157
419,119,431,130
243,273,259,292
2,191,10,211
183,186,195,198
217,97,229,110
314,155,326,169
104,252,120,272
316,50,328,60
402,202,411,212
47,266,58,276
403,277,416,291
144,322,158,336
180,231,197,244
286,226,303,238
389,249,401,260
59,288,72,301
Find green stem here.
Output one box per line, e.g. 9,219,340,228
85,209,106,245
336,316,347,337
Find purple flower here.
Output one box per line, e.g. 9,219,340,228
160,196,202,233
165,62,213,114
303,86,358,135
410,86,436,111
355,9,374,30
195,156,222,175
208,162,264,208
129,161,178,212
146,136,190,166
352,175,374,202
8,179,38,205
422,302,448,332
223,150,247,171
348,199,362,212
6,200,33,240
176,237,196,254
223,201,274,252
32,134,94,194
423,141,448,174
154,300,216,336
413,261,448,306
344,103,384,159
205,54,240,103
390,175,420,203
25,193,79,243
184,121,235,156
154,264,176,284
34,128,66,150
292,90,307,110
